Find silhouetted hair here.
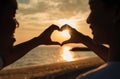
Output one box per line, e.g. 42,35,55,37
0,0,17,9
1,0,10,6
0,0,18,35
0,0,17,15
102,0,120,7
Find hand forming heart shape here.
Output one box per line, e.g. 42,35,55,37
49,24,71,44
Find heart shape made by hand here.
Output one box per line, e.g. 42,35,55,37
51,30,71,44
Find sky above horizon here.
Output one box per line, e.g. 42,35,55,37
15,0,92,44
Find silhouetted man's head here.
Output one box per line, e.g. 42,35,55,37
88,0,120,44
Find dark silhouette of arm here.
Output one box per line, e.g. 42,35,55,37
82,36,109,62
0,25,60,67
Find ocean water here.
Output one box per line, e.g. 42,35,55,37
5,45,97,69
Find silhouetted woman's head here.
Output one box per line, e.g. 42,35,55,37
0,0,18,49
101,0,120,7
0,0,19,35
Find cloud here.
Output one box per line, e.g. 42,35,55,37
18,0,89,14
17,0,30,4
16,0,89,29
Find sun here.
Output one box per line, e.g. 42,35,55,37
51,19,77,43
56,19,77,28
61,30,70,38
51,30,71,44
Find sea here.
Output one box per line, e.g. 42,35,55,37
4,45,97,69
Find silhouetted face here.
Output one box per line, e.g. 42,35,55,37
87,0,115,44
0,0,18,51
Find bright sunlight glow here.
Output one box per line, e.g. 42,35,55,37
51,30,71,44
61,30,71,38
56,19,77,28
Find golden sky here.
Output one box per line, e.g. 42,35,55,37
15,0,92,44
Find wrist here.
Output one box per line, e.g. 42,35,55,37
81,35,93,45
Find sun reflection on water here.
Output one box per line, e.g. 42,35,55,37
61,46,74,62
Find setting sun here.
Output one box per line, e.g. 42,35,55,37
56,19,77,28
51,30,71,43
51,19,78,43
61,30,70,38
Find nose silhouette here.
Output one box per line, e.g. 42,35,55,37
86,15,91,24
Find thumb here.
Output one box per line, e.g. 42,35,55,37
52,42,61,45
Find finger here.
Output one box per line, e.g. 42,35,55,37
52,42,61,45
61,24,73,31
47,24,60,32
42,24,60,36
61,40,72,45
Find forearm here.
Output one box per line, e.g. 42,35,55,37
82,36,109,62
1,37,42,67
